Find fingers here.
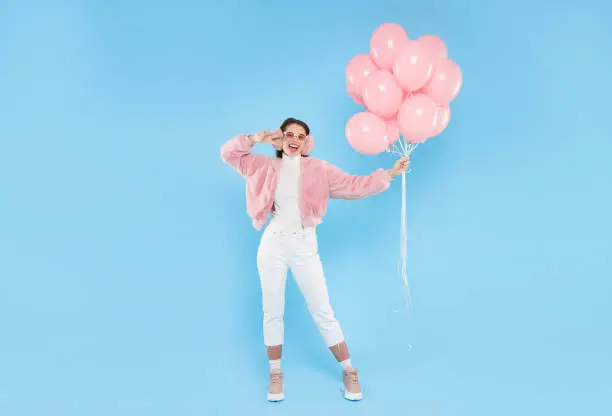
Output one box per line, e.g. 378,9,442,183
397,156,409,172
260,130,275,142
270,130,284,141
261,129,284,143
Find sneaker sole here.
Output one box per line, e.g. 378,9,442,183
341,383,363,401
267,392,285,402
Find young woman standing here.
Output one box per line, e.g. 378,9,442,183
221,118,408,402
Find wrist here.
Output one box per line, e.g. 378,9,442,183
386,169,396,178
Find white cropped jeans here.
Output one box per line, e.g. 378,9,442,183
256,224,345,348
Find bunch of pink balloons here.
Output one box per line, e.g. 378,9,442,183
345,23,462,155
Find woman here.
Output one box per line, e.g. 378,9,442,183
221,117,409,402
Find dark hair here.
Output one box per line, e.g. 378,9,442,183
276,117,311,158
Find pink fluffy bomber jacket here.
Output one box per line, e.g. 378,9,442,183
220,134,393,230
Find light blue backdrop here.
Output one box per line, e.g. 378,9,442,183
1,0,611,415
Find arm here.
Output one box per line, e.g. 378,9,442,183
326,163,393,200
220,134,270,178
325,156,409,200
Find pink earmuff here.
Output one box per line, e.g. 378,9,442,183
271,129,284,151
302,136,314,156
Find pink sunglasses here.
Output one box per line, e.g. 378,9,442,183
284,131,307,141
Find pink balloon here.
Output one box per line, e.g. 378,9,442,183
418,35,448,60
362,70,404,119
347,87,364,106
392,40,434,92
345,112,389,155
397,93,439,143
386,119,400,145
422,58,462,105
370,23,410,70
433,105,450,136
346,54,378,106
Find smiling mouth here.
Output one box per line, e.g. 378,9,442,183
288,143,299,151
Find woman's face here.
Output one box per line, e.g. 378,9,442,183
281,123,308,156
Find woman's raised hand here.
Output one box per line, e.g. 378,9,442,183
250,129,284,144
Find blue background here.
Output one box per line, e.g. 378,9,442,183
1,0,611,415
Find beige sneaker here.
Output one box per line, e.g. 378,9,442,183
267,371,285,402
341,369,363,401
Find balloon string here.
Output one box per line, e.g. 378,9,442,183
400,169,410,311
391,138,417,314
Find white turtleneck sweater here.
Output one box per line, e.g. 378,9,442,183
269,153,303,230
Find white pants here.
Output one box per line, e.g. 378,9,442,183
256,224,345,348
